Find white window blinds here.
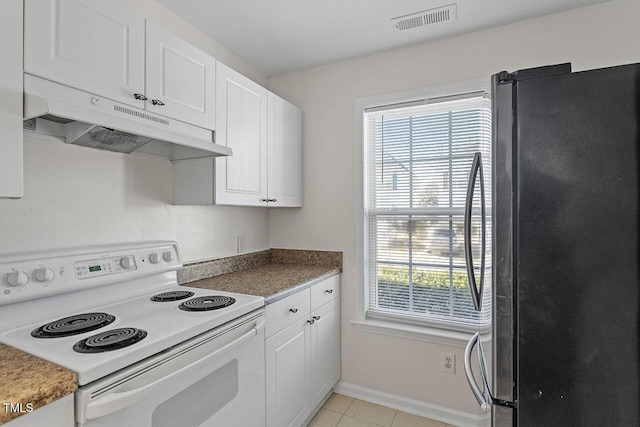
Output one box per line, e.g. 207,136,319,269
364,92,492,330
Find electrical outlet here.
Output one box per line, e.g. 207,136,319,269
237,235,246,253
441,352,456,374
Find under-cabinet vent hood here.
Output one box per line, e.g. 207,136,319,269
23,74,232,161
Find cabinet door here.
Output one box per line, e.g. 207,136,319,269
0,0,23,198
5,395,74,427
24,0,145,108
267,92,302,207
266,319,311,427
310,298,341,409
215,62,268,206
145,21,215,129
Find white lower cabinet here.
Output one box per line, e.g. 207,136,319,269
266,317,311,427
265,276,341,427
5,394,74,427
310,298,341,409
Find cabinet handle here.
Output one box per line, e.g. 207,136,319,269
270,199,278,203
134,93,148,101
151,99,165,106
313,316,321,321
289,308,298,313
325,289,334,294
307,319,315,325
259,199,268,202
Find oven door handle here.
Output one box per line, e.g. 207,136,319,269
85,388,143,420
84,317,266,421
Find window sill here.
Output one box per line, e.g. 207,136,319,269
350,318,476,347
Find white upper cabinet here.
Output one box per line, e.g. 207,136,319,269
24,0,215,129
268,92,302,207
174,78,303,206
24,0,146,109
215,61,269,205
193,62,301,207
145,21,215,130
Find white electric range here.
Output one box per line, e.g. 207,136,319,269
0,241,266,427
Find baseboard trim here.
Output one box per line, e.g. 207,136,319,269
333,382,486,427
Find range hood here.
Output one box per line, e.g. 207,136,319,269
23,74,232,161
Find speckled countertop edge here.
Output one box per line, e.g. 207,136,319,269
0,344,77,425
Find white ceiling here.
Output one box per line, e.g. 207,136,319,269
156,0,608,77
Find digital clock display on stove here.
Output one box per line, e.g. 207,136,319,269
88,265,101,273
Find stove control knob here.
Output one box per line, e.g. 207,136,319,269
6,271,29,287
34,267,55,283
120,257,134,269
162,251,174,262
148,253,160,264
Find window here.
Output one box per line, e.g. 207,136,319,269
363,91,491,331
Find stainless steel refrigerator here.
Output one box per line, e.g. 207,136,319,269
464,62,640,426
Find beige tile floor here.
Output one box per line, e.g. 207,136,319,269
307,393,458,427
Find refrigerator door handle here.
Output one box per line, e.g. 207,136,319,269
464,152,486,311
464,332,490,411
466,332,517,411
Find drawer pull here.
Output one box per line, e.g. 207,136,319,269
325,289,334,294
313,316,321,321
307,319,315,325
289,308,298,313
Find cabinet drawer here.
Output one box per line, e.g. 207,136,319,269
266,288,310,338
310,275,340,312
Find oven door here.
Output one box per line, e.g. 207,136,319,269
76,310,265,427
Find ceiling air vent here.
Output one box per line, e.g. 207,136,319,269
392,3,457,31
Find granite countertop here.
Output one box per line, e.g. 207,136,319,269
0,344,77,425
183,264,340,304
178,248,343,304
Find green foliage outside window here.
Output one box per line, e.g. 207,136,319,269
376,265,476,318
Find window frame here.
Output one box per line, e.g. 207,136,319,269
354,78,492,337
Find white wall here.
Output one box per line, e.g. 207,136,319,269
0,0,270,262
268,0,640,416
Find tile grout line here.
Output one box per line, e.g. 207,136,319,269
338,397,354,426
390,409,399,427
318,393,454,427
387,409,398,427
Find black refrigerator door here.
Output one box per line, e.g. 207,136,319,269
515,63,640,426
